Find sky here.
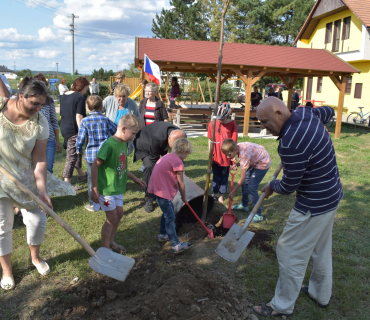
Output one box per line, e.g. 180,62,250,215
0,0,171,75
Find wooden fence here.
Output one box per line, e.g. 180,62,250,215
109,77,141,95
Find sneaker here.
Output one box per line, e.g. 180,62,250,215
172,242,193,254
144,199,154,213
158,234,169,242
1,275,15,290
252,214,263,222
85,204,94,212
231,203,249,212
138,165,145,173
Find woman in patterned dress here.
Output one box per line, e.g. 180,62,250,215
0,78,75,290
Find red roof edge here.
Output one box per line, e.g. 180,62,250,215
293,0,321,46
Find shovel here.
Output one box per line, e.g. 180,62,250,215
0,164,135,282
215,163,283,262
222,167,237,229
185,202,214,239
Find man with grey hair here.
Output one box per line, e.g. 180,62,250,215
134,122,186,212
252,97,342,317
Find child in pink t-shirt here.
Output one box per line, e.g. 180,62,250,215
221,138,271,222
147,138,193,254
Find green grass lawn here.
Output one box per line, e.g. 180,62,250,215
0,123,369,319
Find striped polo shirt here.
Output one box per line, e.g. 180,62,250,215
144,104,155,125
270,107,343,216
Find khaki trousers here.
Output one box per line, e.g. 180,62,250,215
270,207,337,314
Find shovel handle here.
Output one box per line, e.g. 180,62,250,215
237,163,283,239
185,202,213,237
0,164,96,257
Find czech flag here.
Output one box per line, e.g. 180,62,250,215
144,54,161,85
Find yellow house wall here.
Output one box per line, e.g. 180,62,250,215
303,62,370,113
298,9,362,51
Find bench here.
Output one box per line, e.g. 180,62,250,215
167,107,261,131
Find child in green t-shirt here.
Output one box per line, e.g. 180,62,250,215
91,114,146,254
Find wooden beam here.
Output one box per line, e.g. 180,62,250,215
207,73,217,83
207,78,213,103
164,71,169,108
232,69,248,85
279,76,290,88
334,76,346,139
243,69,253,136
329,75,342,91
251,70,267,86
220,73,232,86
140,67,145,100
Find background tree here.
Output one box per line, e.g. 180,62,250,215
17,69,32,77
123,63,140,78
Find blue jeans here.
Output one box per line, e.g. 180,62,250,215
154,196,180,247
212,161,230,194
86,161,93,205
46,139,56,173
242,167,269,216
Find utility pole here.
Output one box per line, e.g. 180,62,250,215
56,63,59,79
69,13,79,75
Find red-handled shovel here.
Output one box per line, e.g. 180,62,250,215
185,202,214,239
223,167,237,229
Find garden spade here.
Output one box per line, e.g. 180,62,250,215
215,163,283,262
0,164,135,282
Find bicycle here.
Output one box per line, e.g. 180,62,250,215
346,107,370,125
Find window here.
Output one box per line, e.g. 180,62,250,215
332,20,341,52
345,76,352,94
325,22,333,44
354,83,362,99
317,77,323,92
342,16,351,40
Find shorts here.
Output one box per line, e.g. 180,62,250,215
93,194,124,212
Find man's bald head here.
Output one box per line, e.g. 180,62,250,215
168,129,186,148
257,97,292,136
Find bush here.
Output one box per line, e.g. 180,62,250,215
200,81,235,103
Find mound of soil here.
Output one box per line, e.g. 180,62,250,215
23,248,255,320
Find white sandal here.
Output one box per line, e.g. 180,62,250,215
30,257,50,275
1,275,15,290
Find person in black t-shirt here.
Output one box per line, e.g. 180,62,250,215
251,86,262,109
60,77,89,190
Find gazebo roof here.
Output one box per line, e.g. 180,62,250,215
135,37,359,77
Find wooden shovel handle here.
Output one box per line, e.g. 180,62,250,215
0,164,96,257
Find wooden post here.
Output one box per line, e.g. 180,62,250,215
334,76,345,139
140,68,145,100
235,84,241,104
199,79,206,103
207,78,213,103
176,109,180,126
165,71,169,107
190,79,195,106
196,78,200,105
202,0,230,222
242,70,253,136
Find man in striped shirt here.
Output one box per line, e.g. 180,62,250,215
252,97,343,317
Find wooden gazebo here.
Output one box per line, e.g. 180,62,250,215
134,37,360,138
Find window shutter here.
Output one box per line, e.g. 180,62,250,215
354,83,362,99
345,77,352,94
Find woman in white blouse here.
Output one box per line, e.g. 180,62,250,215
58,78,68,95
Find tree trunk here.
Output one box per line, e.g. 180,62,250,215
202,0,231,222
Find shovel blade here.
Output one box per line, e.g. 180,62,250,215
88,247,135,282
215,223,255,263
222,213,236,229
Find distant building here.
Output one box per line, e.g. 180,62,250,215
294,0,370,113
0,66,17,80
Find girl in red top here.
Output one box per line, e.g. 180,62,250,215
207,103,238,203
